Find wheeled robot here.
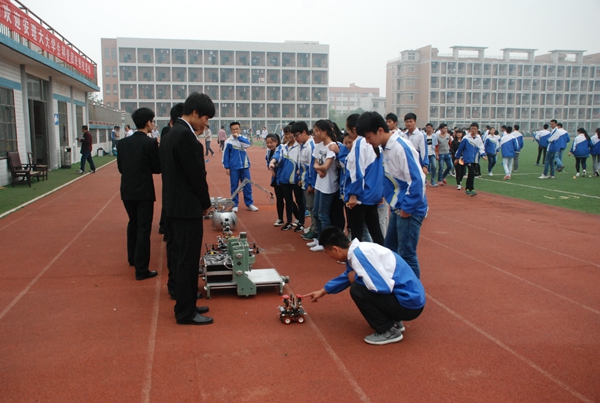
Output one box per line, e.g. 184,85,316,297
278,294,306,324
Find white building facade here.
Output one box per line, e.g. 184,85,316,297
101,38,330,133
0,0,100,186
386,45,600,133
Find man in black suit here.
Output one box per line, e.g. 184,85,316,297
117,107,161,281
160,93,214,325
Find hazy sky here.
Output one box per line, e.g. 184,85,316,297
24,0,600,97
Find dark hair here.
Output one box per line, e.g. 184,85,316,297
183,92,215,118
577,128,590,141
426,123,434,128
230,121,241,128
486,125,491,130
501,125,507,130
506,126,513,134
221,125,225,129
470,122,479,129
329,120,343,142
283,124,293,134
318,226,350,250
356,111,389,137
439,123,447,130
113,125,120,130
404,112,417,122
596,128,600,136
385,113,398,123
346,113,360,131
514,124,520,130
557,123,563,128
265,133,281,147
125,125,131,130
291,121,308,134
82,125,88,131
543,124,549,129
170,103,184,124
132,107,155,129
550,119,558,124
313,120,336,142
455,129,465,136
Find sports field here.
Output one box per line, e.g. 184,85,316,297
428,138,599,214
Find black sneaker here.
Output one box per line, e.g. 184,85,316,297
281,223,293,231
294,225,304,233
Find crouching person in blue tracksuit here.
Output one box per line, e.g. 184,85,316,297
223,121,258,212
304,226,425,345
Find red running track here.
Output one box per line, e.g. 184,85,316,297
0,145,598,402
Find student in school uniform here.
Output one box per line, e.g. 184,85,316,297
223,122,259,212
568,128,592,178
454,122,487,196
265,133,285,226
484,127,500,176
294,122,318,240
512,124,524,172
500,126,519,180
590,128,600,176
534,124,551,166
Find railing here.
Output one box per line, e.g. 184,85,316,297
0,0,97,85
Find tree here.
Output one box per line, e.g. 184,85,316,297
329,107,365,129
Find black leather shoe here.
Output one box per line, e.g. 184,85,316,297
196,306,209,314
136,271,158,281
170,293,203,300
177,313,213,325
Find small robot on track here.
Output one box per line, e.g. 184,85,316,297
278,294,307,324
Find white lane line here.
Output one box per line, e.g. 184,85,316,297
205,175,371,403
422,235,600,315
428,294,594,403
478,177,600,199
0,159,117,227
431,214,600,269
0,190,120,321
141,237,164,403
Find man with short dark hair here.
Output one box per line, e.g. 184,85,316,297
356,111,427,279
160,92,214,325
402,113,429,174
117,107,161,281
454,122,487,195
77,125,95,174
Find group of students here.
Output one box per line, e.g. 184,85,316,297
534,121,600,179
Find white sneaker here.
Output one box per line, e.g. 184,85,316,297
582,169,586,177
310,245,324,252
232,207,238,212
306,240,318,247
576,172,580,177
274,219,284,227
456,185,461,190
488,172,493,176
247,205,259,212
538,175,549,179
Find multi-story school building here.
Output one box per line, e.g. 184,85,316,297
386,45,600,133
0,0,104,186
328,83,380,115
101,37,330,134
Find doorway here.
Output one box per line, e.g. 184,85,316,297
28,99,48,165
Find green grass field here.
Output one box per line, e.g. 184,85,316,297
432,138,599,214
0,156,116,216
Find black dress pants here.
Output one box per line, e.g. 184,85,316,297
466,163,476,190
123,200,154,276
346,204,384,245
281,183,305,226
350,281,424,334
169,217,203,322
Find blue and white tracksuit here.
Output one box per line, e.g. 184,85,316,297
590,134,600,173
298,138,316,190
343,137,384,205
381,133,428,279
223,135,253,207
400,129,428,168
484,135,500,173
271,142,300,185
324,239,425,332
500,134,519,176
455,135,486,165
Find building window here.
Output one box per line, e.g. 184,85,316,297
104,48,109,60
407,65,415,72
112,66,117,78
407,53,415,61
111,48,117,60
0,87,17,153
105,66,110,77
113,84,118,95
105,84,110,94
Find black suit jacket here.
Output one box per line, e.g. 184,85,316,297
117,131,161,201
160,119,211,218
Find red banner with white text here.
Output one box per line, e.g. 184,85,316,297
0,0,95,80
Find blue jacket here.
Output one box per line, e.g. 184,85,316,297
484,135,500,155
338,144,350,200
548,129,565,153
299,138,316,189
590,135,600,155
382,133,428,216
455,135,486,164
513,131,524,151
500,135,519,158
343,137,384,205
556,130,570,150
271,142,300,185
570,134,591,158
324,239,426,310
535,130,551,148
222,136,251,170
